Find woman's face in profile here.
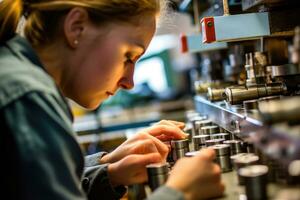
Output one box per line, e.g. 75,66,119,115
62,16,156,110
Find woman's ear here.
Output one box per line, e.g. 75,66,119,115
63,7,89,49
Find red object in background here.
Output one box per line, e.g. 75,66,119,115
201,17,216,43
180,34,188,53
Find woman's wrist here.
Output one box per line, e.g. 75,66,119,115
107,163,121,187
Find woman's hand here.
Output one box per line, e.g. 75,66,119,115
107,153,162,186
145,120,187,141
165,148,225,200
100,132,169,164
100,120,188,164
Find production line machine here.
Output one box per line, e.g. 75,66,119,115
142,0,300,199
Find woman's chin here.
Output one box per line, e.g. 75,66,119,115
77,98,105,110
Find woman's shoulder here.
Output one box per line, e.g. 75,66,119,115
0,42,60,109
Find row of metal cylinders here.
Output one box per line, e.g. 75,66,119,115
146,110,298,193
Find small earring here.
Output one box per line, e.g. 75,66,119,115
74,40,79,45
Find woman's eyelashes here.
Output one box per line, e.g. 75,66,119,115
124,53,137,64
125,57,134,64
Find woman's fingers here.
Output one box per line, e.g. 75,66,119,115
146,125,188,140
155,120,185,129
197,147,216,161
137,133,169,160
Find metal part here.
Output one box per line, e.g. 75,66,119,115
201,12,270,43
207,87,226,102
259,96,300,124
201,125,220,135
224,140,245,155
171,139,190,161
171,139,189,149
233,153,260,185
194,96,300,163
210,133,230,141
212,144,232,172
205,138,225,146
239,165,269,200
243,99,259,110
193,119,211,136
190,116,207,136
223,0,230,15
193,134,210,150
164,141,173,164
146,163,169,191
225,82,287,105
233,153,260,169
194,81,233,94
271,64,300,77
230,153,248,166
245,52,268,87
195,119,213,132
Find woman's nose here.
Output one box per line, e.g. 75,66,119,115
118,66,135,90
118,77,134,90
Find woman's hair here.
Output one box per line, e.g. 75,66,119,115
0,0,168,45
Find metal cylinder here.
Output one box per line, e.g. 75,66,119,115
164,141,174,164
233,153,260,185
207,87,226,102
205,139,224,147
223,140,244,155
146,163,169,191
171,139,189,161
194,119,210,136
230,153,248,166
201,125,220,135
190,116,207,136
195,120,213,134
238,165,269,200
225,83,287,105
233,153,260,170
259,96,300,125
211,144,232,172
193,134,210,150
210,133,230,141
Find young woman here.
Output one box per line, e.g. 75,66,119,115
0,0,224,199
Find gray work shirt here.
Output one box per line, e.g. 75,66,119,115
0,35,184,200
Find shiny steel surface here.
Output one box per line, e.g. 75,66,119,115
271,64,300,77
171,139,189,149
207,87,226,101
225,83,287,105
201,125,220,134
239,165,269,200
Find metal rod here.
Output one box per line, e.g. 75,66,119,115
193,0,200,30
223,0,230,16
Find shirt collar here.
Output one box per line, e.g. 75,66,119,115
6,34,44,70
